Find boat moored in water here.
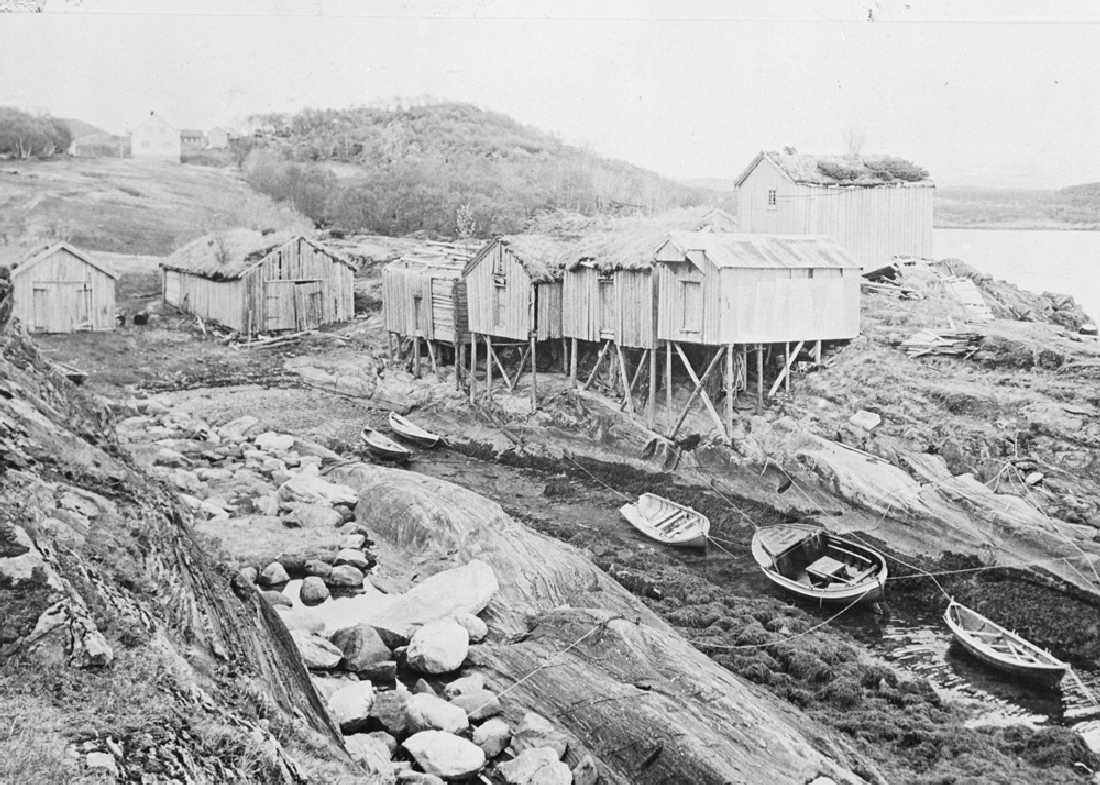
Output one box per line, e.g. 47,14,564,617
943,601,1067,687
751,523,887,604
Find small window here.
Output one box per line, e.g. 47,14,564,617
767,189,778,209
491,251,505,276
492,284,505,327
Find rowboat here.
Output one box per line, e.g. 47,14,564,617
52,360,87,385
360,427,412,463
751,523,887,604
388,412,440,448
619,493,710,548
943,601,1067,687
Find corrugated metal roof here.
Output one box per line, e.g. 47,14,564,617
661,232,861,270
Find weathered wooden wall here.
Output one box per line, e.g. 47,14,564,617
465,242,562,340
656,262,859,345
382,261,468,345
12,248,116,333
736,158,934,268
164,238,353,334
563,266,656,348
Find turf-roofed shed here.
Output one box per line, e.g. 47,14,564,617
463,235,567,341
161,229,355,334
0,242,118,333
382,240,482,379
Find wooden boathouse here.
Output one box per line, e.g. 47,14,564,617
161,230,354,334
2,242,118,333
652,231,861,440
382,241,480,382
735,149,933,268
463,236,566,407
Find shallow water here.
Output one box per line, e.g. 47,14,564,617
281,446,1100,726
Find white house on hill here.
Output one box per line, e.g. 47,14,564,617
131,112,181,162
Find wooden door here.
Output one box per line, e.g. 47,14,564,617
31,286,51,332
264,280,296,331
293,281,323,330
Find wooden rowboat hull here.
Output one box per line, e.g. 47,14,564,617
361,428,412,463
388,412,440,448
944,603,1066,687
619,493,710,548
751,524,887,605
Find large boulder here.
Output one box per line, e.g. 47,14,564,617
448,690,500,722
368,690,409,736
498,747,572,785
512,712,567,759
291,631,343,670
284,502,343,529
279,473,358,506
441,674,483,700
343,733,392,777
334,547,370,570
327,564,364,588
330,624,391,672
472,718,511,758
255,432,295,453
219,414,260,441
258,561,289,587
328,680,375,733
404,692,469,734
452,613,489,643
401,731,485,780
406,620,469,674
300,576,330,606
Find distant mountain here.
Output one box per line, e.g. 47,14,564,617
242,102,720,237
55,117,109,139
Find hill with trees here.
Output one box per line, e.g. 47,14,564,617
0,106,72,159
239,102,719,237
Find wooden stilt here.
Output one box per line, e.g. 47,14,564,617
583,340,613,390
814,339,822,366
425,339,438,377
387,332,394,363
486,336,493,400
755,344,764,413
412,337,421,378
569,337,578,388
646,347,657,427
561,338,568,374
668,344,726,441
620,347,645,414
784,342,790,394
769,339,805,397
530,333,538,411
665,340,672,432
615,344,635,414
725,343,734,444
469,333,477,403
455,343,463,391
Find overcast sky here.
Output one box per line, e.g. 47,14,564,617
1,0,1099,188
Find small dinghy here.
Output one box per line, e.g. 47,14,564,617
388,412,440,448
619,493,710,548
360,427,412,463
944,601,1067,687
751,523,887,603
52,360,87,385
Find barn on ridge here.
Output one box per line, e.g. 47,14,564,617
735,149,933,268
382,240,481,382
462,235,567,407
1,242,118,333
161,229,354,334
652,231,861,440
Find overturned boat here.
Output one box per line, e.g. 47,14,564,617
751,523,887,604
619,493,710,549
361,426,412,463
944,601,1067,687
388,412,440,448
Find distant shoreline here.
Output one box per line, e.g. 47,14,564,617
934,223,1100,232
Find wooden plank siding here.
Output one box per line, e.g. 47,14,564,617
163,237,353,334
736,156,933,269
563,265,657,348
382,260,468,345
464,241,562,341
10,246,116,333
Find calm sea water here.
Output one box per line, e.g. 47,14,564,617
934,228,1100,323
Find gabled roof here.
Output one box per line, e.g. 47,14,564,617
466,236,570,283
161,229,353,280
4,242,119,280
655,232,861,271
387,240,484,280
735,150,933,188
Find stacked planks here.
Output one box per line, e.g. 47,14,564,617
900,329,984,358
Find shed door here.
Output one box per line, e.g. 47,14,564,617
293,281,323,331
264,280,296,331
597,274,615,339
31,286,51,332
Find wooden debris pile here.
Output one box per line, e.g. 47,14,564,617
900,329,984,358
861,263,922,299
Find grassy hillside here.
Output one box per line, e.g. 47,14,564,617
936,184,1100,229
243,102,719,237
0,158,310,255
